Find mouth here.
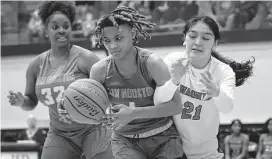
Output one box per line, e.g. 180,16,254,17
57,36,67,42
192,48,202,52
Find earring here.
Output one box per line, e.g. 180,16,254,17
183,42,186,46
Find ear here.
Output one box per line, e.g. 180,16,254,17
44,27,48,38
131,28,136,39
212,40,218,50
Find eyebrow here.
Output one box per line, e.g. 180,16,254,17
189,30,214,36
102,34,123,39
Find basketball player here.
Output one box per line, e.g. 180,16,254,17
154,16,255,159
224,119,249,159
7,2,113,159
90,6,184,159
256,118,272,159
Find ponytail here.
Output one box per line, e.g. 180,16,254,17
211,51,255,87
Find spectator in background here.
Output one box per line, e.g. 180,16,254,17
27,9,44,43
224,119,249,159
256,118,272,159
18,115,46,145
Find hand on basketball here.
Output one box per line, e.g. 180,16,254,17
7,91,24,106
57,98,73,124
170,58,191,85
199,71,220,100
107,102,136,130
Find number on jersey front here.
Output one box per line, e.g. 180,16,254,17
181,101,202,120
41,86,65,105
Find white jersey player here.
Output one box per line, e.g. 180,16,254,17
154,16,255,159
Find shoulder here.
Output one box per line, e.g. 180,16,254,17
259,133,267,140
241,133,249,140
90,56,111,83
27,51,47,75
225,135,231,142
211,57,235,79
74,45,100,63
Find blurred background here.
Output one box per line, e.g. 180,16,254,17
1,1,272,159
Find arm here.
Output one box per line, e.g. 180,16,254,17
212,66,236,113
224,136,231,159
77,48,100,77
21,57,40,111
235,134,249,159
132,53,182,119
153,52,180,105
256,134,264,159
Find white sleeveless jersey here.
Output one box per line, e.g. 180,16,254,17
164,52,235,159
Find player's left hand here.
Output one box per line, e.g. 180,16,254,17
57,98,73,124
199,71,220,100
108,102,136,130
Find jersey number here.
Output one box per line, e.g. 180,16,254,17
41,86,65,105
181,101,202,120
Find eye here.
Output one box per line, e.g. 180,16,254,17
115,36,122,41
63,24,70,29
52,25,58,30
102,39,110,44
188,34,196,39
202,37,210,40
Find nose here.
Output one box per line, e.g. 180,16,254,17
195,37,203,45
58,27,65,34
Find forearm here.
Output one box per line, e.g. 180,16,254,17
21,96,37,111
154,78,179,105
133,100,181,119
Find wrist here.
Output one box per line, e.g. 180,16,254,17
171,77,180,86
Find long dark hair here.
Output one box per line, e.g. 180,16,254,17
262,118,272,134
183,16,255,87
230,119,244,133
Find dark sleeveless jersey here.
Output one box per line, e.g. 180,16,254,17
103,47,171,135
35,45,94,136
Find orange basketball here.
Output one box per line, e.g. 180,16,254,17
63,79,110,124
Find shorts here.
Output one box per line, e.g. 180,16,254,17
41,124,112,159
111,124,184,159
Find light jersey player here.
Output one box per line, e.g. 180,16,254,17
256,118,272,159
154,16,255,159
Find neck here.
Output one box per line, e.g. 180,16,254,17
115,46,137,70
233,132,241,137
51,44,71,58
191,55,211,69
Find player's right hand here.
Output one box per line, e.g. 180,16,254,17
57,98,73,124
7,91,24,106
169,57,191,85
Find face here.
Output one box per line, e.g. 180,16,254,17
27,117,37,129
184,21,217,60
45,13,72,47
267,120,272,133
231,121,241,134
101,24,134,60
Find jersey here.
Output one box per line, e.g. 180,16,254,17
227,134,247,158
262,134,272,158
103,47,171,135
35,45,93,136
164,52,235,158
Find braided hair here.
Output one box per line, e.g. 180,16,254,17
94,6,156,46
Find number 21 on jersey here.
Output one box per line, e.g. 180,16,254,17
41,86,65,105
181,101,202,120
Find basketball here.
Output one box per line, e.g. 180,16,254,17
62,78,110,124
